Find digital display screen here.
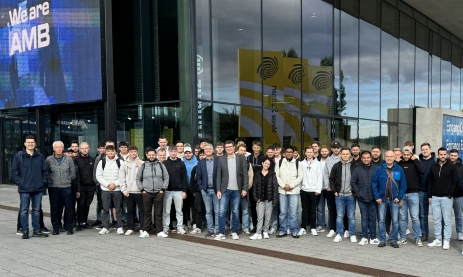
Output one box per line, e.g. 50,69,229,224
0,0,102,109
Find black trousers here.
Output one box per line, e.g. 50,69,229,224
325,190,337,231
96,185,103,219
143,192,163,233
77,186,96,224
125,193,144,230
249,186,257,227
183,192,197,225
300,190,318,229
49,187,75,231
194,191,206,228
17,204,45,230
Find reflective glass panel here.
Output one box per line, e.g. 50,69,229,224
359,120,380,151
334,118,358,147
196,0,212,101
381,31,399,122
398,39,414,123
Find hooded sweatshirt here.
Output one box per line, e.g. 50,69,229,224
398,157,425,193
163,158,188,192
419,152,436,192
136,160,169,193
301,158,323,193
453,158,463,198
119,156,143,193
183,155,198,185
427,159,459,198
323,154,341,190
329,157,354,195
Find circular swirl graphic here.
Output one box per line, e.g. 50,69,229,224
312,71,334,90
288,64,305,85
257,56,279,80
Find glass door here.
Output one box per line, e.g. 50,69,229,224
2,117,23,184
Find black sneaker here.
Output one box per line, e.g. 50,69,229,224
82,223,93,229
67,230,74,235
391,241,399,248
41,227,50,234
52,230,60,235
76,225,83,231
204,231,215,238
91,220,102,227
292,233,300,239
22,232,29,239
421,236,428,242
32,230,48,237
276,232,287,238
16,228,23,235
59,228,66,233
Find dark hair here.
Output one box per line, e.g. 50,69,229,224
24,135,35,142
304,146,314,152
238,144,247,150
158,136,167,140
128,145,138,152
252,140,261,147
119,141,128,147
311,141,320,147
146,147,156,155
404,141,414,146
420,142,431,148
199,138,210,143
105,145,116,151
235,137,246,144
351,143,360,149
266,145,274,151
272,143,281,149
176,140,184,145
70,140,79,146
340,147,351,153
437,147,447,154
198,149,205,156
262,158,272,165
371,145,381,151
293,146,298,151
449,149,458,154
98,142,105,148
225,140,235,146
195,144,201,150
284,145,295,152
361,150,371,157
169,144,177,150
216,141,224,147
105,140,115,146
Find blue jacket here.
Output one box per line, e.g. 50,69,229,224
196,157,218,193
351,163,378,202
371,162,407,201
11,150,48,193
183,155,198,186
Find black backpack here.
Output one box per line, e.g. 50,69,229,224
101,157,121,170
278,158,299,175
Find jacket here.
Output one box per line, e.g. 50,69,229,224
246,162,254,189
96,156,121,191
119,157,143,194
454,158,463,198
183,155,198,185
427,159,459,198
197,157,219,192
72,163,80,193
371,158,383,167
252,171,279,206
163,158,188,192
93,152,123,184
74,154,96,187
398,158,425,193
300,158,323,193
136,160,169,193
216,154,249,194
351,163,378,202
329,158,354,195
419,152,436,192
189,165,198,194
11,150,48,193
46,155,76,188
323,154,341,190
275,158,303,194
371,162,407,201
247,153,266,174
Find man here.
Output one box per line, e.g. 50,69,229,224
351,150,379,245
12,135,49,239
157,148,167,163
419,142,435,241
247,140,266,232
162,145,188,234
238,144,253,235
371,146,383,167
96,142,105,157
235,138,251,157
199,139,209,150
119,141,129,161
323,141,342,238
311,141,320,161
157,136,170,158
300,147,323,236
215,140,248,240
189,149,207,234
316,146,330,233
96,145,123,235
372,150,407,248
273,143,282,163
449,149,463,241
70,140,79,154
215,141,225,157
427,147,459,249
197,143,220,237
119,145,145,236
275,145,303,238
397,146,425,246
182,146,198,229
329,147,356,243
74,142,96,231
46,141,76,235
265,146,276,172
393,148,402,162
176,140,185,159
351,143,361,165
404,141,420,159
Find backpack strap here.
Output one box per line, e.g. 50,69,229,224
102,157,120,170
278,159,299,175
140,163,146,182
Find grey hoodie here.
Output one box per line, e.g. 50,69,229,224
340,158,353,195
136,160,169,193
46,155,75,188
323,154,341,190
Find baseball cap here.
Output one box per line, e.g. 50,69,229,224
402,146,413,153
64,147,74,153
184,146,192,153
331,141,341,148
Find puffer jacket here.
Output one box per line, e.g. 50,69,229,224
351,163,378,202
96,157,121,191
252,171,279,206
119,157,143,193
46,155,76,188
136,160,169,193
275,158,303,194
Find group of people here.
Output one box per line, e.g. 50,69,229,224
12,135,463,254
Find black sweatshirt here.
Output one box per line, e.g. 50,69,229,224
453,158,463,198
163,158,188,192
398,158,425,193
427,159,459,198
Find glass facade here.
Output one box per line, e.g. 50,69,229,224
195,0,463,150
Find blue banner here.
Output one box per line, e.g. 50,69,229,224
443,114,463,156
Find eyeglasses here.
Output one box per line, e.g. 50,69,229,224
286,151,294,154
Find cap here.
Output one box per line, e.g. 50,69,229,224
331,141,341,148
402,146,413,153
184,146,192,153
64,147,74,153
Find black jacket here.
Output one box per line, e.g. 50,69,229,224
398,158,425,193
371,158,384,167
163,158,188,192
351,163,378,202
453,158,463,198
74,154,96,187
265,156,275,172
419,152,436,192
189,165,198,194
329,159,355,194
247,153,266,174
252,171,279,206
427,160,459,198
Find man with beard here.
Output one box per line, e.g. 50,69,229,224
312,141,321,161
351,143,361,168
323,141,342,238
371,146,383,167
449,149,463,242
419,142,435,241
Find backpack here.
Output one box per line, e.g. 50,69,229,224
139,162,165,182
279,158,299,175
101,157,121,170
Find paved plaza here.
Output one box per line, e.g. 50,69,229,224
1,185,462,276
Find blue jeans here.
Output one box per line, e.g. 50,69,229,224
317,190,326,227
279,194,299,234
418,191,429,237
269,204,279,230
20,191,43,232
201,188,220,233
454,196,463,234
335,195,356,236
240,195,250,230
218,190,240,234
399,192,421,240
162,191,183,229
431,196,453,241
378,198,399,243
358,200,377,239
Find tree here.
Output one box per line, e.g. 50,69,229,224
282,47,299,58
216,107,239,142
320,55,346,116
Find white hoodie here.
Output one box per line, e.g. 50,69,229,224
301,158,323,194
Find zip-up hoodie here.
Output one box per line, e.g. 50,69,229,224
453,158,463,198
329,157,354,195
119,157,143,193
351,163,378,202
163,158,188,192
419,152,436,192
136,160,169,193
183,155,198,185
301,158,323,193
427,159,459,198
398,158,425,193
96,156,121,191
323,154,341,190
46,155,75,188
275,158,303,194
74,154,95,187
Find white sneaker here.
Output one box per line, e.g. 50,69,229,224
310,229,318,236
98,228,109,235
139,231,149,238
326,229,336,238
286,229,291,235
370,238,380,245
177,227,187,234
250,233,262,240
163,228,169,234
263,232,269,239
297,228,307,236
316,226,325,232
190,228,201,234
214,233,226,240
157,231,168,238
458,233,463,241
406,228,410,235
117,228,124,235
350,235,357,243
428,239,442,247
386,232,389,240
268,227,276,235
443,240,450,250
139,230,144,236
192,224,197,230
333,234,342,242
232,232,239,240
359,238,368,245
124,230,134,236
343,230,349,238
